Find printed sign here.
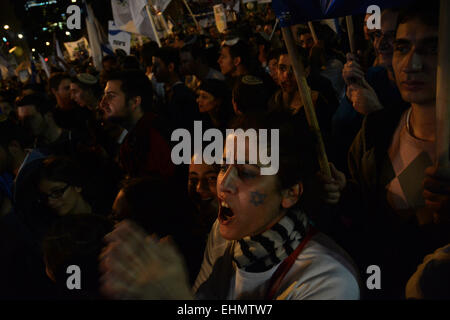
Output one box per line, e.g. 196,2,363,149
108,20,131,55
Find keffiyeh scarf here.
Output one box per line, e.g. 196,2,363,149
233,208,310,272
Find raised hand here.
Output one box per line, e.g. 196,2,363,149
346,77,383,115
315,163,347,205
99,220,194,300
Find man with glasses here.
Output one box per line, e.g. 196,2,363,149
333,8,410,173
342,8,406,116
328,1,450,299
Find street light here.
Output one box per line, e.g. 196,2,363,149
18,34,24,39
32,48,36,52
46,42,50,46
3,25,9,30
65,31,71,36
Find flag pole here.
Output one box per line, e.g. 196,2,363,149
345,15,356,54
181,0,202,33
146,1,162,47
280,25,331,178
269,19,278,41
436,0,450,168
307,21,319,43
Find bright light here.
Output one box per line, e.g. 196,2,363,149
32,48,36,52
18,34,24,39
71,0,77,2
42,27,47,31
3,25,9,30
2,37,6,43
65,31,71,36
45,42,50,46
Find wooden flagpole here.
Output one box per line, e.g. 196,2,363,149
307,21,319,43
269,19,278,41
182,0,203,33
145,2,162,47
281,25,331,178
345,15,356,54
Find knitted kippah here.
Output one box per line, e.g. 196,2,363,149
221,37,239,47
76,73,98,85
241,75,263,85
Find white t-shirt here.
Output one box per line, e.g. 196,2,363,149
194,221,360,300
386,108,435,211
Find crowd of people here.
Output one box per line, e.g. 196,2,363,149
0,1,449,300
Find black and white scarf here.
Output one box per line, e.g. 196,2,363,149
233,208,309,272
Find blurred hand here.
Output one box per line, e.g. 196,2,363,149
99,220,193,300
342,53,365,86
423,166,450,223
346,77,383,115
316,163,347,205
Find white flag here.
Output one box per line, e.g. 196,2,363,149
213,4,227,33
64,37,91,60
153,0,172,12
85,2,103,71
111,0,160,42
38,54,50,78
109,20,131,55
55,38,67,71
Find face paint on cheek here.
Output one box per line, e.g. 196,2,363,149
250,190,267,207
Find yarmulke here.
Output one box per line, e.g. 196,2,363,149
221,37,240,47
76,73,98,85
242,75,263,85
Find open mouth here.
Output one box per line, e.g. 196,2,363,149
218,200,235,224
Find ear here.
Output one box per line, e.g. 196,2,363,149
129,96,142,111
168,62,175,73
233,57,241,67
281,183,303,209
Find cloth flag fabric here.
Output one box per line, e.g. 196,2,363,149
54,37,67,71
38,53,50,78
64,37,91,60
153,0,172,12
271,0,414,27
108,20,131,55
213,4,227,33
85,1,103,70
111,0,160,42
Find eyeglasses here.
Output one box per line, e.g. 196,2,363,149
39,184,70,203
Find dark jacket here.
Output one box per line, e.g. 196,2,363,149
339,106,450,299
119,112,175,179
